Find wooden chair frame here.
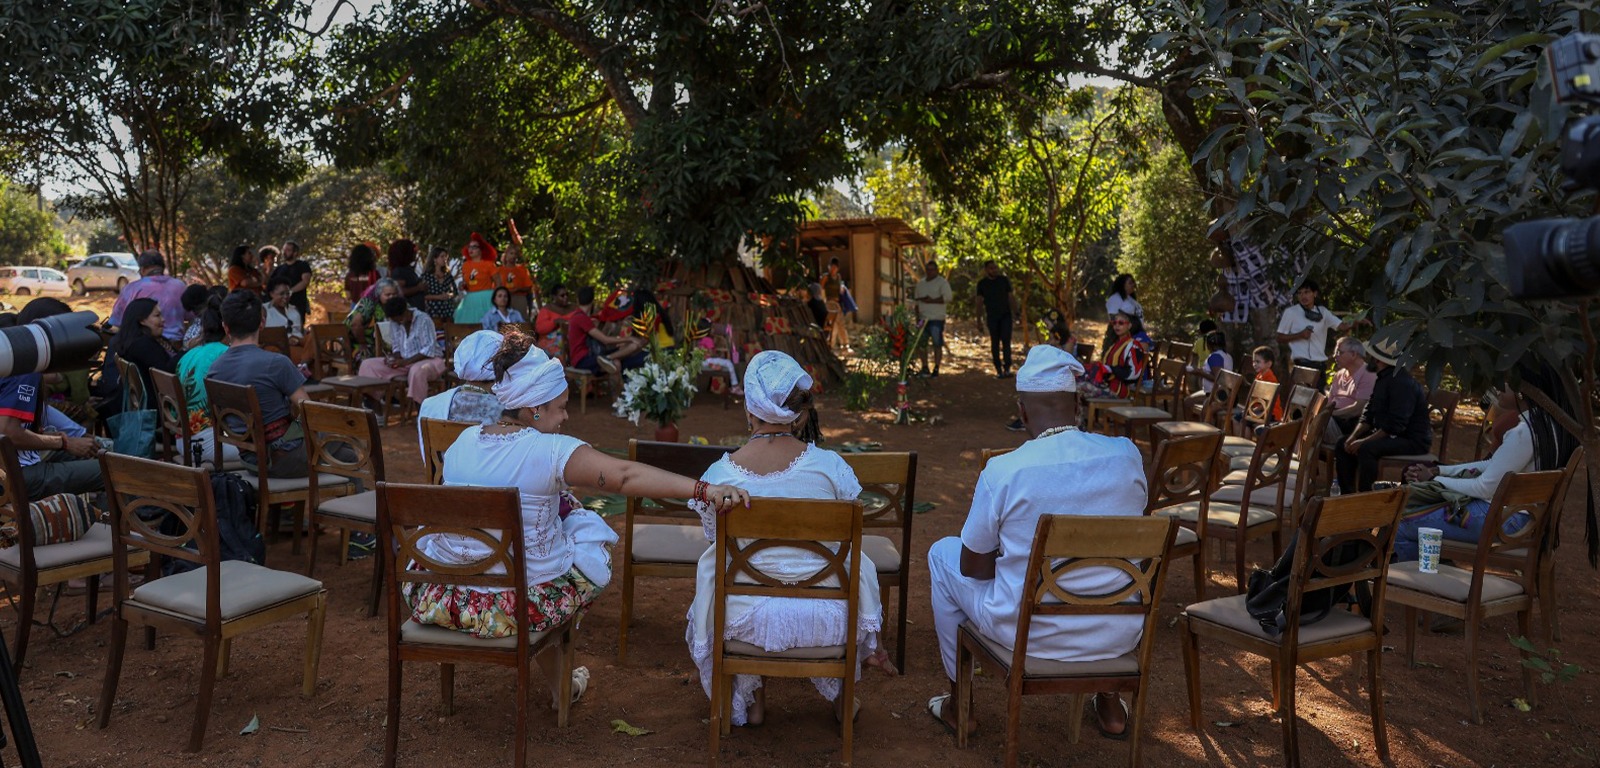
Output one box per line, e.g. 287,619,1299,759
1235,379,1280,437
1179,489,1406,768
97,452,326,752
1146,431,1223,601
1202,369,1245,428
955,515,1177,768
307,323,354,380
420,417,474,485
841,451,918,671
708,498,864,766
378,482,578,768
1385,469,1564,723
616,439,736,661
149,368,189,466
1167,418,1300,592
303,401,386,616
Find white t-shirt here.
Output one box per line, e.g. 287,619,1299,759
914,276,954,321
1436,419,1548,502
1275,304,1343,362
264,304,303,337
1200,350,1234,393
961,428,1148,662
1105,293,1144,322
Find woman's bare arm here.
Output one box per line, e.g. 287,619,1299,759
563,445,748,512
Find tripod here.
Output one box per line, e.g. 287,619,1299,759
0,628,42,768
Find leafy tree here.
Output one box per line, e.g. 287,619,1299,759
1118,145,1214,335
0,177,67,265
1159,0,1600,560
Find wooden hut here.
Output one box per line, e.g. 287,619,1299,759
787,217,934,325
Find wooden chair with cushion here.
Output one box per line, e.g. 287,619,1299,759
378,482,580,768
1179,488,1406,768
1108,359,1184,444
1376,388,1462,480
708,498,864,766
1221,398,1333,532
420,417,473,485
0,436,149,671
1145,431,1223,601
307,323,353,379
149,368,190,466
617,439,736,661
204,379,355,561
1227,378,1279,442
1385,469,1565,723
1289,364,1322,390
303,401,386,616
954,515,1177,768
98,452,326,752
1164,368,1239,440
841,451,918,671
257,326,292,358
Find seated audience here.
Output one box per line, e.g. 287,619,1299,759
96,298,178,419
416,329,503,455
346,278,400,361
481,286,526,331
109,249,188,343
1183,330,1233,415
207,290,317,477
1323,336,1376,447
1336,336,1432,492
0,305,105,498
567,286,648,374
533,282,576,359
176,294,239,467
358,294,446,405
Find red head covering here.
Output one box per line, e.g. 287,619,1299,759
461,232,499,262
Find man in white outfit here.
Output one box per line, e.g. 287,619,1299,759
925,344,1148,739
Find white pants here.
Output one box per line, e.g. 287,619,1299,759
703,358,739,387
928,536,992,681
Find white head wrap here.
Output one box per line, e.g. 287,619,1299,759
1016,345,1083,394
454,331,503,383
743,350,812,424
492,345,566,409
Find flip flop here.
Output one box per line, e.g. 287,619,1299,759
927,694,958,736
1087,693,1131,741
553,666,590,709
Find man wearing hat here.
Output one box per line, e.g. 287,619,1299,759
1335,335,1431,492
924,345,1148,740
109,249,189,341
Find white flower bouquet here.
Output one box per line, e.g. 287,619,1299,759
612,350,702,427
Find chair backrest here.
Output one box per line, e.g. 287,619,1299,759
1145,431,1223,513
1425,388,1462,458
148,368,189,465
115,355,147,413
1167,341,1193,367
841,452,917,534
1289,365,1322,389
377,482,527,653
1236,418,1302,510
258,326,292,357
443,323,479,360
420,417,474,484
0,436,39,568
101,452,220,614
1202,369,1245,426
308,324,353,378
1013,515,1175,666
1282,384,1318,423
713,497,863,629
1151,357,1186,395
203,378,269,471
1074,342,1096,364
626,439,737,522
302,401,384,487
1279,489,1407,645
1474,469,1566,589
1240,379,1280,430
979,446,1015,472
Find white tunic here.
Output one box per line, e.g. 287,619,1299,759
961,428,1148,662
685,444,882,726
1275,304,1344,362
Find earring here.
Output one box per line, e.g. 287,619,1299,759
533,412,542,421
746,418,754,433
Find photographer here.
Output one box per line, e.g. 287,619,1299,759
0,302,104,498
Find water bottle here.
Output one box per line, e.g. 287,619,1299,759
1329,479,1342,497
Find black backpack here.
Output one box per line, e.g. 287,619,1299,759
1244,536,1372,636
160,472,264,576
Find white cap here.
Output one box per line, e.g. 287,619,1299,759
1016,345,1083,394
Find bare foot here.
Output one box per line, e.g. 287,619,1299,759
864,648,899,677
932,694,979,735
746,686,764,726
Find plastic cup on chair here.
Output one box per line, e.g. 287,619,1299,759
1417,527,1443,574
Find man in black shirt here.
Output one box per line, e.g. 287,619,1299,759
268,240,314,319
1335,336,1432,492
974,260,1017,378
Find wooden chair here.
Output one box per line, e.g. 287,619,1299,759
954,515,1177,768
303,401,386,617
1222,397,1333,532
97,452,326,752
1179,489,1407,768
1083,395,1133,434
1280,384,1318,424
420,417,473,484
616,439,736,661
378,482,580,768
1145,431,1223,601
204,379,354,560
307,323,354,379
1156,418,1300,592
841,451,918,671
1440,446,1586,642
1385,469,1565,723
708,497,864,766
1164,368,1240,439
1134,357,1186,413
1288,364,1322,390
113,355,148,417
1376,388,1462,479
0,436,149,671
442,323,480,362
257,326,292,358
1227,378,1279,442
149,368,189,465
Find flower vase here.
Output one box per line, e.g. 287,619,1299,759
894,380,909,424
655,422,680,443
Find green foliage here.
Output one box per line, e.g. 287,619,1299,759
0,178,67,264
841,369,886,412
1509,634,1584,685
1159,0,1598,390
613,348,704,427
857,305,929,382
1118,146,1214,335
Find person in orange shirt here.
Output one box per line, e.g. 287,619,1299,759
226,245,264,294
452,233,500,324
499,247,535,317
1248,345,1285,421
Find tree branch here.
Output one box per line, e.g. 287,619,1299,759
478,1,646,129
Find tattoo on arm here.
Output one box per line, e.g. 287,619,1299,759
597,472,606,488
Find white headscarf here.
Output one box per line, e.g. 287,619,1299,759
454,330,503,383
743,350,812,424
492,345,566,409
1016,344,1084,393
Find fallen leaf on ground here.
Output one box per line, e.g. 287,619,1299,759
1214,721,1237,727
1513,698,1532,712
240,715,260,736
612,719,653,736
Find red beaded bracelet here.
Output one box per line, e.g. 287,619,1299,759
693,480,708,503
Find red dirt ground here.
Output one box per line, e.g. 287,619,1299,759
6,299,1598,767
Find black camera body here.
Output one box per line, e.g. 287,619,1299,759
1502,33,1600,300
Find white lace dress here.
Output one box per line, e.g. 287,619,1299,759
684,444,882,726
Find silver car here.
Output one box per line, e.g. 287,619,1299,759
0,267,74,298
66,252,140,294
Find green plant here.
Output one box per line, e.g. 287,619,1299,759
842,370,884,412
1509,635,1585,686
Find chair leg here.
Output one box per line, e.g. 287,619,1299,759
308,514,323,577
12,582,34,672
707,671,722,767
1403,607,1417,667
514,652,530,768
1270,660,1281,710
1191,549,1206,603
1233,532,1247,594
555,630,573,729
304,594,326,697
1067,693,1085,744
218,638,231,678
1279,658,1299,768
385,645,401,768
338,528,351,568
289,501,305,556
617,563,634,662
440,663,455,716
955,641,972,750
367,552,383,619
1368,648,1389,762
97,616,128,729
896,573,910,673
1465,613,1483,724
189,636,222,752
1180,616,1202,730
1540,561,1559,643
1518,609,1538,709
841,660,855,766
1003,683,1022,768
1129,685,1150,768
85,574,100,625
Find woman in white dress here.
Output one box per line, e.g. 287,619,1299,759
685,350,896,727
408,333,750,704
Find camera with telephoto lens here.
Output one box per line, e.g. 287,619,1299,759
0,311,104,378
1501,32,1600,299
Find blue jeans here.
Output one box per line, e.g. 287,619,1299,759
1393,499,1529,561
924,319,946,349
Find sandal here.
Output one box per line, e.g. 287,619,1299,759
927,694,958,736
834,696,861,724
1087,693,1131,741
553,666,590,708
864,648,900,677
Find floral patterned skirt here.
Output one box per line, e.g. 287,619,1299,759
405,565,605,639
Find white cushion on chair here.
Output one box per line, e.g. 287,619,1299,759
1210,483,1288,506
238,472,352,493
131,560,323,621
1386,561,1525,603
1155,501,1278,530
862,535,902,572
317,490,377,523
1155,421,1221,437
1185,594,1374,644
961,621,1139,677
400,619,552,649
0,523,116,570
631,524,710,563
1173,526,1199,548
724,639,844,660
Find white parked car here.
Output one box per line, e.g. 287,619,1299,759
66,252,140,294
0,267,74,298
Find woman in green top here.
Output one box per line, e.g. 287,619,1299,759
177,295,237,466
